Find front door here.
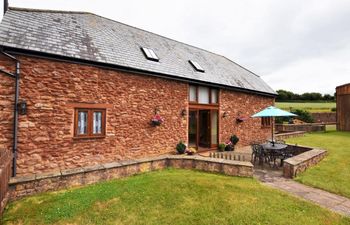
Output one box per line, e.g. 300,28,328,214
199,110,210,148
188,109,218,150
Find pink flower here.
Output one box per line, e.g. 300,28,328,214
151,114,164,125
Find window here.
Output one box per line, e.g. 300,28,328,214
189,85,197,102
198,86,210,104
141,47,159,61
261,117,272,127
189,85,219,105
93,111,103,134
74,108,106,138
189,60,205,72
77,110,88,135
211,89,218,104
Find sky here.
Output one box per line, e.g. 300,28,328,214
3,0,350,94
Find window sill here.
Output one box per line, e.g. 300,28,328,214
73,136,106,140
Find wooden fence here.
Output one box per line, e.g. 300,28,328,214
209,152,251,162
0,150,12,215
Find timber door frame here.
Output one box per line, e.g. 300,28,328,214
188,108,219,150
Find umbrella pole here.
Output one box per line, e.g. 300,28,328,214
271,116,274,146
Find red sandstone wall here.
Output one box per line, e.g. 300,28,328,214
219,90,273,146
0,54,274,176
3,56,188,175
0,55,15,153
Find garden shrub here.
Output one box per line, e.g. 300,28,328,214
176,141,186,154
291,109,314,123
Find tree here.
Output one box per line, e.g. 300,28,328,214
276,89,334,102
276,89,294,101
323,94,332,101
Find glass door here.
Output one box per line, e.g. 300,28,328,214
199,110,210,148
188,110,198,148
188,109,218,150
210,110,218,148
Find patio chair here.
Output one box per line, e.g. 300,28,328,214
264,149,277,167
280,145,295,166
251,144,265,166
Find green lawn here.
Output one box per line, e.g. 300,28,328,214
287,130,350,198
275,102,336,112
3,169,350,225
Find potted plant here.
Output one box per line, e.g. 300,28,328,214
224,135,240,151
151,114,164,126
224,141,233,151
218,143,226,152
176,141,186,154
186,147,197,155
230,135,239,150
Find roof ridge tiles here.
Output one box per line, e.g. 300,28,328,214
8,7,90,15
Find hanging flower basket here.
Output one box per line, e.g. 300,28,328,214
151,114,164,126
236,116,248,123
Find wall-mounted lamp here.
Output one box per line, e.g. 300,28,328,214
223,111,228,118
181,109,187,117
17,100,27,115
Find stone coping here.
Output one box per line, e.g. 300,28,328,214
10,155,253,185
166,155,252,166
275,131,306,136
284,149,327,166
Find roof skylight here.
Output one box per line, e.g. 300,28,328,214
141,47,159,61
189,60,205,72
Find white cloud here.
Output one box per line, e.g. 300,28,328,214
7,0,350,94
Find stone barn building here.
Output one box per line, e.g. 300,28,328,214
0,7,276,177
336,83,350,131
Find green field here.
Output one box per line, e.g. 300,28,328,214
3,169,349,225
287,130,350,198
275,102,336,112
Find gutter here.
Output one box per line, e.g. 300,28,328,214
0,50,20,177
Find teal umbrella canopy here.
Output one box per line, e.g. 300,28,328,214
251,106,297,145
251,106,297,118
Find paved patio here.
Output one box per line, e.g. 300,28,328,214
198,146,252,161
255,168,350,217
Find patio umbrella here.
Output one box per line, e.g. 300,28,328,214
251,106,297,145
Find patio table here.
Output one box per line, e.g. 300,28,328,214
262,143,287,151
261,143,288,167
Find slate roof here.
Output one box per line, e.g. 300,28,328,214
0,7,276,96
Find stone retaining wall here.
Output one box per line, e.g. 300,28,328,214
311,112,336,124
276,123,326,133
8,155,253,201
275,131,306,140
283,148,327,178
